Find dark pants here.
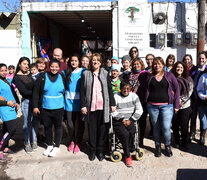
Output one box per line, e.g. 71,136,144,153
0,119,16,151
42,108,64,147
66,111,85,145
139,104,148,144
172,107,192,146
88,110,105,154
113,120,135,157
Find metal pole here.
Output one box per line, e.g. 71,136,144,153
197,0,206,64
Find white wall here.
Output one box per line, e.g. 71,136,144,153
0,30,22,67
146,2,199,64
117,0,204,65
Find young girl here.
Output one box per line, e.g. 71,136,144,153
33,59,66,157
63,55,85,154
171,62,193,149
110,64,121,94
6,65,15,83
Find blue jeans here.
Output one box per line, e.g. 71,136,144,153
147,103,174,146
32,116,39,142
191,99,206,130
21,98,38,144
200,105,207,130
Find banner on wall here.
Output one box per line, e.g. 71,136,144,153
38,38,53,62
118,0,150,57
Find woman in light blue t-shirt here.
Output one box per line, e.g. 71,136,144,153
63,55,85,154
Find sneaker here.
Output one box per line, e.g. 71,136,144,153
25,144,33,154
68,141,74,152
165,145,173,157
73,144,80,154
3,148,15,154
48,147,60,157
32,142,38,151
0,153,8,162
125,156,133,167
43,146,53,156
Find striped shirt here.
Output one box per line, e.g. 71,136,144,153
111,92,143,121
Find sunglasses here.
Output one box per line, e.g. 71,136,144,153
132,51,137,53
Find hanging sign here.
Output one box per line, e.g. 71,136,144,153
118,0,150,57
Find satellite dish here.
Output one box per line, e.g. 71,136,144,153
153,12,166,25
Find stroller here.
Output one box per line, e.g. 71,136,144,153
109,116,144,162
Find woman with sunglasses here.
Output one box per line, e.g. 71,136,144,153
129,47,139,61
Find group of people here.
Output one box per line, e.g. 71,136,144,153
0,46,207,167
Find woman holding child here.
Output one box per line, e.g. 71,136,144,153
13,57,35,153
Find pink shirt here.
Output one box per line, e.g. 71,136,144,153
90,72,103,111
6,73,14,79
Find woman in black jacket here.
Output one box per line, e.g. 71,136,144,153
32,59,66,157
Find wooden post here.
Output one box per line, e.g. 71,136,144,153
197,0,206,64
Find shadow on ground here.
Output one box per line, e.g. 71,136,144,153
177,169,207,180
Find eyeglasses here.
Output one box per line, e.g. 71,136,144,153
146,58,153,61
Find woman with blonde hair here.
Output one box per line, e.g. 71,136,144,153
36,58,47,73
80,53,116,161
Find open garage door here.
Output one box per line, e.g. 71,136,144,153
29,10,112,61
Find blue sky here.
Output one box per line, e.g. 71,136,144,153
0,0,197,12
148,0,196,2
0,0,114,12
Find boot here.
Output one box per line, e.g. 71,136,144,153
174,139,181,149
200,129,206,145
189,128,196,142
155,145,161,157
165,145,173,157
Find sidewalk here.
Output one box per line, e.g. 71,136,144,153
1,117,207,180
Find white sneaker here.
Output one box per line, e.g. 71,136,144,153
48,147,60,157
43,146,53,156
